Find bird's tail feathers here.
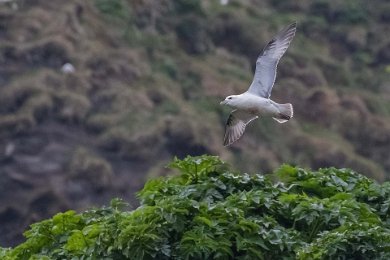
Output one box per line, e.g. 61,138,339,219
273,103,293,123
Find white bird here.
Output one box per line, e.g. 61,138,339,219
61,63,76,74
220,22,297,146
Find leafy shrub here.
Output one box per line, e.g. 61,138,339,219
1,155,389,259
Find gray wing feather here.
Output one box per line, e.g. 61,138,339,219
247,22,297,98
223,110,258,146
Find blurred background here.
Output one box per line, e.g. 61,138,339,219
0,0,389,246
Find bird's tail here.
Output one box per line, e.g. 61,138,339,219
273,103,293,123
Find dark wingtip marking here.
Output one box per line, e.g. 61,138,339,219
226,114,234,126
278,113,291,120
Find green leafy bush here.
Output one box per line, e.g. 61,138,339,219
1,156,389,259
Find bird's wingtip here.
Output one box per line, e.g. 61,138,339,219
288,21,298,29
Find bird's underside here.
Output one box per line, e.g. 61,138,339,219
223,102,293,146
223,110,258,146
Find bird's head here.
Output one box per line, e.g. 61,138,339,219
220,95,238,107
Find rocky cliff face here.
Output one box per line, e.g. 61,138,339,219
0,0,151,245
0,0,389,246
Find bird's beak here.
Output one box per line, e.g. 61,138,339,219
220,100,226,105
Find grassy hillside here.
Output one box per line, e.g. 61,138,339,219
0,0,389,245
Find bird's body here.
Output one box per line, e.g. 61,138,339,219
220,22,297,146
221,93,280,116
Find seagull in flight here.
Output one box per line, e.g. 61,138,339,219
220,22,297,146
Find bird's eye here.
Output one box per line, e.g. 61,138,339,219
228,97,232,100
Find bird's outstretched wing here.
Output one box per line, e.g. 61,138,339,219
246,22,297,98
223,110,258,146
